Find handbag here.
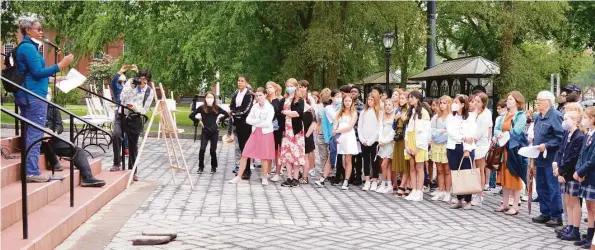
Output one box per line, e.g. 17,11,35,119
451,156,482,195
486,143,504,171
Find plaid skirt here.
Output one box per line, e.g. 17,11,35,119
560,181,581,197
580,184,595,201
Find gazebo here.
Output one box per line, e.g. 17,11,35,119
353,70,415,97
409,56,500,114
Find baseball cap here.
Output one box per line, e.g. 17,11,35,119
563,84,581,93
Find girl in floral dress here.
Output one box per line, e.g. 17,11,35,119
279,78,306,187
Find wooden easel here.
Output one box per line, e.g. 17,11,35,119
126,83,195,189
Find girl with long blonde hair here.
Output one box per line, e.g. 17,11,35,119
333,95,359,190
430,96,452,201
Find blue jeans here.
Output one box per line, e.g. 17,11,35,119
329,135,338,169
535,164,563,219
16,97,48,176
489,171,497,188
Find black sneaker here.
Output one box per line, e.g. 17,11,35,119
291,178,300,187
555,225,568,234
532,215,550,224
81,177,106,187
575,239,588,246
545,218,563,227
210,168,216,174
281,179,293,187
197,168,204,174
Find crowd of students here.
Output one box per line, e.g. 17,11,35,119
191,75,595,248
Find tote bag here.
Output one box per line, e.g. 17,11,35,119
451,156,482,195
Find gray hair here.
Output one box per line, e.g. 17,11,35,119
537,90,556,106
18,16,40,36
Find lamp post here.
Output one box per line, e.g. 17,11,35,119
383,32,395,89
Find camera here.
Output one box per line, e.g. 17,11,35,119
132,77,141,87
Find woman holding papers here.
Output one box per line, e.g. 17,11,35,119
493,91,528,215
229,88,276,185
446,95,476,209
552,111,584,241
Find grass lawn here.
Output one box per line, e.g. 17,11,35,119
1,103,199,133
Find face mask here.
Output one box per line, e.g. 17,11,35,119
267,87,275,94
451,103,460,112
205,97,214,106
335,98,342,105
286,87,296,95
499,111,507,116
562,120,570,130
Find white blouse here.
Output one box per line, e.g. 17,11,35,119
357,108,381,145
473,109,493,147
446,113,477,151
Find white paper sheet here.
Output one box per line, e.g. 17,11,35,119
519,146,541,159
498,132,510,146
56,69,87,93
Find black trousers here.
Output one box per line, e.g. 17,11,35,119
352,153,363,181
235,122,252,175
41,141,93,180
361,143,379,179
199,131,218,170
113,116,142,172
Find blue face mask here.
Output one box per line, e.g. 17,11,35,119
286,87,296,95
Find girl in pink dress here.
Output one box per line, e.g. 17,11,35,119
229,88,276,185
279,78,306,187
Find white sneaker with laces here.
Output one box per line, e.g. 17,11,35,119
404,190,416,201
342,181,349,190
270,174,281,182
430,190,439,196
471,194,479,206
262,178,269,186
229,176,241,184
375,185,385,193
383,185,393,194
362,181,371,191
370,181,378,192
415,190,424,201
308,169,316,177
442,192,451,202
431,191,444,201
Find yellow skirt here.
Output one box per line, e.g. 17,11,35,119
430,143,448,164
392,139,408,172
403,131,428,163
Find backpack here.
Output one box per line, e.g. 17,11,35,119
1,44,26,93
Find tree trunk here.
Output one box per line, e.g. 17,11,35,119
496,1,515,97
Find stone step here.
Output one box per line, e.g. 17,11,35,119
1,159,102,231
1,170,132,250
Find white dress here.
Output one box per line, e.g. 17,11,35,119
336,114,359,155
377,115,395,159
474,109,493,158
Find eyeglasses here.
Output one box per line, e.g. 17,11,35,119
30,27,43,32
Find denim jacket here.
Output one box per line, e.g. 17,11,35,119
533,107,564,166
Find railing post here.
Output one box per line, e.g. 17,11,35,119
120,106,125,171
70,115,74,207
15,104,19,136
21,122,28,239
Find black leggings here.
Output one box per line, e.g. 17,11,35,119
361,143,379,178
199,131,218,170
447,144,475,203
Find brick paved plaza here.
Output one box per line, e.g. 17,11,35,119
55,138,575,250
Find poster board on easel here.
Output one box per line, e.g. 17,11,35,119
126,82,195,189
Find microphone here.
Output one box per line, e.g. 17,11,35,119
43,38,61,51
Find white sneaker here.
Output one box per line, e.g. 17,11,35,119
483,184,489,191
270,174,281,182
404,190,416,201
262,178,269,186
370,181,378,192
229,176,241,184
442,193,451,202
308,169,316,177
431,191,444,201
341,181,349,190
375,185,385,193
471,194,479,206
415,191,424,201
383,185,393,194
430,190,439,196
362,181,371,191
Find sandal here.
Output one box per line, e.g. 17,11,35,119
404,188,412,196
300,178,309,184
396,187,405,197
494,206,510,212
504,208,518,215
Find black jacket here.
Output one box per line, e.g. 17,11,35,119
46,106,63,134
555,129,585,181
230,89,253,126
189,105,230,135
279,97,304,135
271,98,284,132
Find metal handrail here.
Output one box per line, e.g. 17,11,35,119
0,106,76,240
0,76,110,135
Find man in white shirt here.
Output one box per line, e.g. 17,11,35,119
110,69,155,182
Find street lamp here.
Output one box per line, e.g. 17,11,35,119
383,32,395,89
458,50,467,58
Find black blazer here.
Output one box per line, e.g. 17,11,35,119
230,89,253,126
271,98,284,132
555,129,585,181
280,97,304,135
